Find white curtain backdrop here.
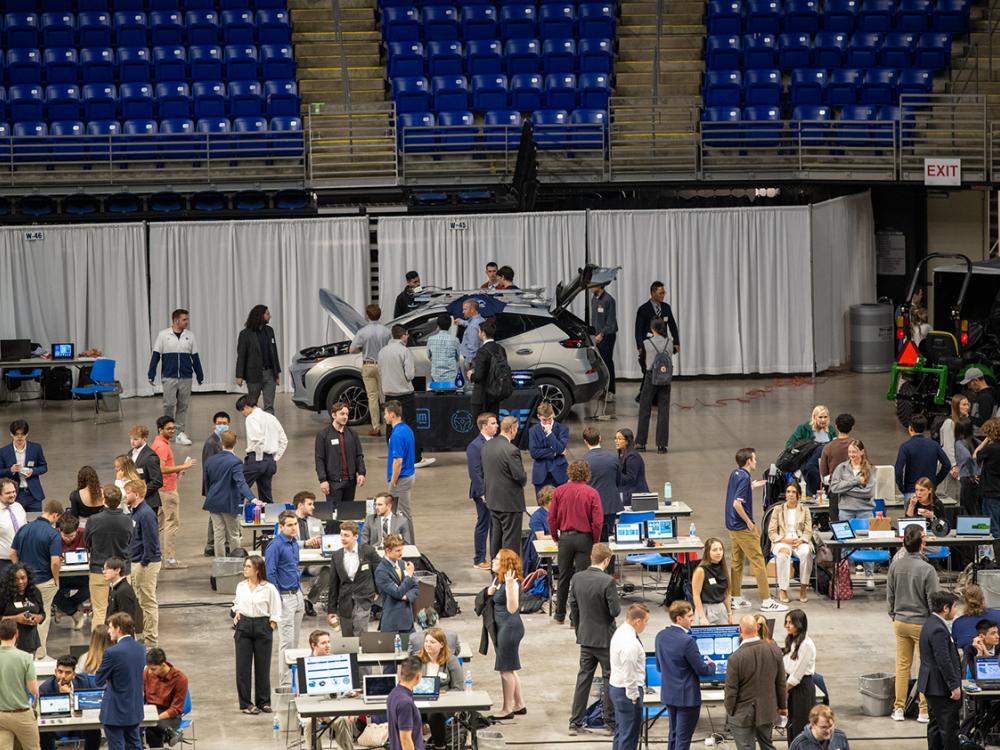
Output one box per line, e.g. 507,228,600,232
588,207,815,377
376,211,587,318
811,192,878,371
148,217,370,393
0,223,150,397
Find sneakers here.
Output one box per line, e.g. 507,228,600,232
917,712,930,724
865,577,875,591
605,393,615,403
732,597,752,609
175,432,192,446
473,561,492,570
760,599,789,612
414,458,437,469
891,709,905,721
567,724,583,736
164,559,188,570
71,611,86,630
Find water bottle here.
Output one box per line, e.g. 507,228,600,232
455,370,465,389
253,504,261,524
464,669,473,693
394,633,402,656
663,481,672,503
688,522,697,539
272,715,280,739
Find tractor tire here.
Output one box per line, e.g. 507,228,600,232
894,380,924,429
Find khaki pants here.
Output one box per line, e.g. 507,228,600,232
361,362,382,431
894,620,928,713
728,528,771,601
89,573,109,630
158,489,181,561
0,708,40,750
35,578,57,659
132,562,161,647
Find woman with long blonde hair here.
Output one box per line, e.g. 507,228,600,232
830,439,876,587
786,405,836,496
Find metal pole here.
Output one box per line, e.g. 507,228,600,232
652,0,663,104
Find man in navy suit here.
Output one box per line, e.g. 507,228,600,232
97,612,147,750
0,420,47,512
919,590,962,750
202,430,257,558
655,600,715,750
466,412,497,570
528,402,569,495
374,534,419,634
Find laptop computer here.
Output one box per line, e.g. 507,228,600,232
337,501,367,522
615,522,643,545
829,521,856,542
0,339,31,362
321,534,343,557
413,675,441,701
330,636,361,655
629,492,659,512
957,516,991,536
646,518,676,543
359,632,408,654
63,550,89,565
263,503,288,522
39,694,72,718
362,674,398,704
51,343,74,360
72,689,105,712
975,657,1000,689
898,517,928,538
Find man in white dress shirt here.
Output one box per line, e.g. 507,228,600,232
236,395,288,504
0,478,25,576
609,603,650,750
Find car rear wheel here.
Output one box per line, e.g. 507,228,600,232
534,377,573,421
326,379,369,426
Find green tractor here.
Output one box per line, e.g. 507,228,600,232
886,252,999,430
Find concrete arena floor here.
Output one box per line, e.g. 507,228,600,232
11,371,940,749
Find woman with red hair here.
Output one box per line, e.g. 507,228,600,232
489,548,526,721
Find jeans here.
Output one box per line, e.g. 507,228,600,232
839,508,875,576
893,620,927,713
161,377,192,435
772,543,812,592
730,722,775,750
472,496,490,564
278,589,304,689
801,445,824,497
246,368,277,414
610,686,641,750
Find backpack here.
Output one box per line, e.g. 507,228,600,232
485,347,514,401
43,366,73,401
416,554,461,618
775,438,819,473
648,338,673,387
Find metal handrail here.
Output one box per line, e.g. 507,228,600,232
954,42,980,94
652,0,664,103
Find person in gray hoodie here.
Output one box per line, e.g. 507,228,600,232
886,524,938,724
829,440,877,587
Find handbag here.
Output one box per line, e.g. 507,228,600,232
828,559,853,601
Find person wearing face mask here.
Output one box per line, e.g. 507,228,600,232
202,412,231,557
394,271,424,318
235,304,281,415
0,420,47,513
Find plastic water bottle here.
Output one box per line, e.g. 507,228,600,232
272,715,280,740
394,633,402,656
688,522,697,539
455,370,465,389
663,481,672,502
464,669,473,693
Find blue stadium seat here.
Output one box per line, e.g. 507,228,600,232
255,0,288,8
784,0,820,32
707,35,741,69
268,114,303,154
45,84,79,121
933,0,969,33
10,86,43,122
437,110,476,150
472,73,508,111
83,82,118,120
118,46,151,82
790,68,827,104
847,32,883,67
12,120,47,162
570,108,605,146
701,106,741,147
428,40,463,77
228,80,263,116
896,0,931,31
41,12,75,48
881,31,917,67
186,0,217,10
392,76,429,113
860,67,897,105
79,12,112,47
542,38,576,74
233,115,268,157
193,80,226,118
383,7,420,42
116,0,147,9
156,81,191,118
220,0,253,7
500,5,537,40
531,108,569,148
190,45,223,80
744,33,777,69
5,13,40,49
388,41,424,77
543,73,576,109
0,122,8,162
510,73,543,110
81,48,115,83
747,0,780,35
914,32,950,69
823,0,859,32
197,116,231,158
460,6,498,40
0,91,6,123
151,11,184,46
708,1,742,35
6,0,38,10
222,9,255,45
744,68,780,105
704,70,742,106
792,104,831,145
814,31,848,67
858,0,894,32
578,38,612,73
397,111,435,152
44,48,78,85
743,105,782,146
50,120,85,160
432,74,469,111
121,81,154,119
7,49,41,85
837,103,876,146
778,32,811,69
578,2,615,40
261,44,296,80
539,4,575,39
579,71,609,109
224,45,258,80
506,39,541,74
186,11,220,46
898,67,933,94
483,109,521,149
466,39,502,75
115,11,148,47
423,6,459,41
159,117,195,158
153,45,187,80
828,67,861,105
147,0,181,7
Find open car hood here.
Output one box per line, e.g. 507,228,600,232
318,289,368,342
552,264,620,314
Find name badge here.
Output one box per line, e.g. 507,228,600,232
708,578,717,585
330,439,340,446
360,563,369,571
137,468,144,476
597,307,605,314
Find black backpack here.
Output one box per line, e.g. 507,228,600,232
648,338,673,386
485,346,514,401
43,367,73,401
775,438,818,473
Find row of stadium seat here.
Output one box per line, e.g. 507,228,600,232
702,104,909,147
392,72,609,113
2,1,287,11
705,67,932,106
707,31,951,70
0,44,293,85
0,79,298,121
0,10,290,48
708,0,969,35
397,107,606,150
382,4,616,43
388,38,613,77
380,0,617,6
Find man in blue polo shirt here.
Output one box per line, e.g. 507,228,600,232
895,414,951,496
265,511,301,691
387,655,425,750
385,400,417,542
124,480,162,648
10,498,62,658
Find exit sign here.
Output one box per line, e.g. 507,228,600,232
924,158,961,186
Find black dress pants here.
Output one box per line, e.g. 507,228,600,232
235,615,273,710
569,645,614,729
555,530,594,620
490,510,522,558
636,381,671,449
927,694,961,750
244,453,277,503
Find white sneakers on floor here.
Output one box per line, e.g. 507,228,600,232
414,458,437,469
891,709,905,721
732,597,752,609
760,599,789,612
175,432,192,446
917,712,930,723
866,578,876,591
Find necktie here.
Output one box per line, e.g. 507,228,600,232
6,508,18,533
383,518,389,539
395,562,403,580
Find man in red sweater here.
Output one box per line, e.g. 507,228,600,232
143,648,189,748
548,460,604,624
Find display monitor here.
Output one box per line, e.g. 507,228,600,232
321,534,343,555
64,550,88,565
295,653,357,696
615,522,642,544
829,521,855,542
72,689,105,711
51,343,74,360
39,694,71,717
689,625,741,682
957,516,991,536
646,518,675,540
898,517,928,538
976,657,1000,681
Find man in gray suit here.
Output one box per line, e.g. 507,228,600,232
568,543,620,736
724,614,788,750
482,415,528,557
361,492,413,547
582,427,623,547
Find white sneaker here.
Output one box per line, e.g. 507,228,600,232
865,577,875,591
917,712,930,724
414,458,436,469
605,393,615,403
71,611,86,630
732,597,752,609
175,432,192,446
760,599,789,612
891,709,905,721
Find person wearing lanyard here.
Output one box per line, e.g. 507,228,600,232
0,420,47,513
265,511,301,692
0,618,39,750
232,554,281,715
0,478,25,576
237,395,288,505
314,400,367,511
349,304,392,438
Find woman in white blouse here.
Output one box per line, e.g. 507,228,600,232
232,554,281,715
767,484,814,604
783,609,817,745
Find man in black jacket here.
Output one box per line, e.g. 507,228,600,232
633,281,680,380
104,556,142,634
314,400,367,510
394,271,423,318
567,544,620,736
324,521,381,636
919,590,962,750
84,486,133,630
235,304,281,414
128,425,163,511
469,318,507,416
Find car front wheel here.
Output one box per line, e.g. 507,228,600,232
534,377,573,421
326,379,370,426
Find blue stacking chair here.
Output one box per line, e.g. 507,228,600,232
432,75,469,112
224,45,258,80
543,73,576,109
388,41,424,77
784,0,820,32
5,13,40,49
792,105,831,146
151,11,184,46
827,68,862,105
881,31,917,67
579,2,616,39
898,67,933,96
570,108,605,146
824,0,860,31
178,691,196,746
222,9,255,45
44,48,78,84
233,115,267,157
121,82,154,119
437,110,476,150
579,38,612,73
159,117,196,158
707,35,741,69
392,76,430,113
579,71,610,109
483,109,521,149
8,49,41,85
814,31,848,67
423,6,459,41
747,0,781,34
383,7,420,42
466,39,502,75
428,41,463,77
932,0,969,33
744,105,783,147
744,33,777,69
531,108,570,148
122,118,158,157
12,121,47,162
914,33,951,70
847,32,883,67
80,48,115,83
41,13,75,48
704,70,742,106
745,68,780,105
500,5,537,40
45,84,80,121
256,9,290,44
858,0,894,32
896,0,932,31
860,67,897,105
703,108,744,150
83,83,119,121
708,0,742,34
193,80,226,118
506,39,541,74
9,85,43,122
778,32,812,69
472,74,508,112
228,80,262,117
3,367,44,403
157,81,191,118
154,45,187,80
542,38,576,74
845,517,891,571
838,103,878,147
115,11,148,47
644,657,668,724
186,10,220,45
790,68,827,104
397,111,436,152
261,44,296,79
539,4,575,38
78,12,112,47
190,45,223,81
460,5,498,40
71,358,121,424
264,79,298,116
118,47,151,82
510,73,543,110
